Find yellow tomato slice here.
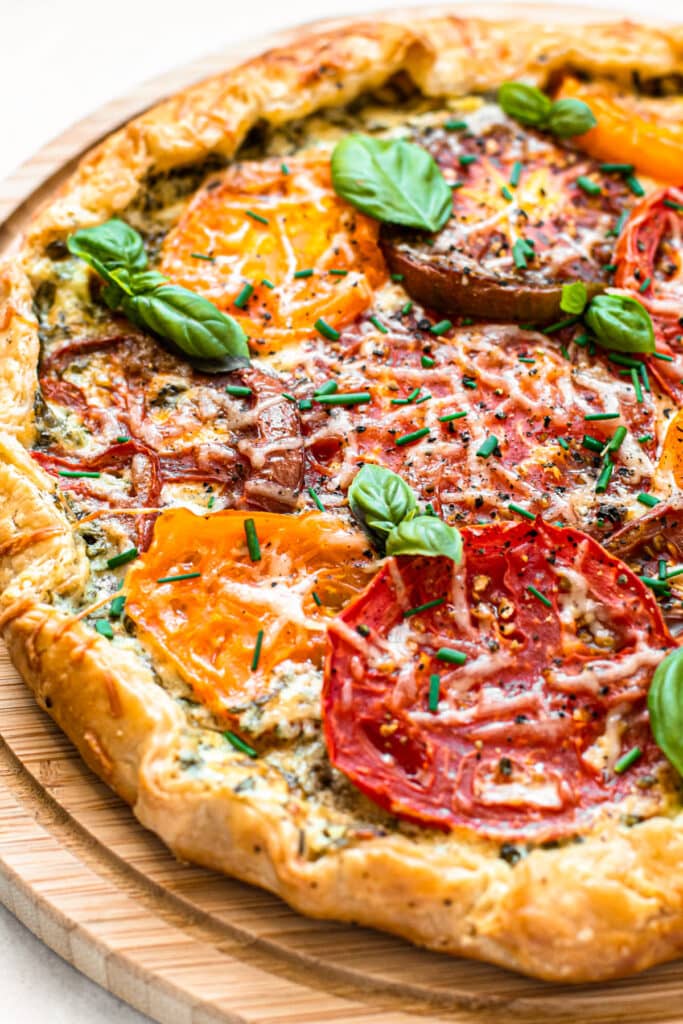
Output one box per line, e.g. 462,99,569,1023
124,509,374,718
160,152,386,350
556,77,683,187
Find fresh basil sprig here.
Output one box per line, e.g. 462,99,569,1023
585,294,655,354
560,281,588,315
648,646,683,777
331,134,452,233
67,219,249,362
348,464,461,562
498,82,596,138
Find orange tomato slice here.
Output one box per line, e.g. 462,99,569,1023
160,152,386,351
124,508,374,718
657,409,683,488
555,77,683,187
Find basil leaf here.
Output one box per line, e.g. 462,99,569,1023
560,281,588,315
547,98,597,138
584,294,655,354
648,646,683,777
498,82,552,128
386,515,462,563
67,218,147,274
121,284,249,360
348,464,417,538
331,134,452,232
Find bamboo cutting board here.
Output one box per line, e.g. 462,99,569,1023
1,8,683,1022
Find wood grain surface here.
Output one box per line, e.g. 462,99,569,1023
1,8,682,1022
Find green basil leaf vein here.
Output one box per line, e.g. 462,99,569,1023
584,294,655,354
331,134,452,233
648,646,683,777
386,515,462,563
348,464,416,538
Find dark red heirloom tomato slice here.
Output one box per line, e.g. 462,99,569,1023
614,187,683,402
380,120,632,323
323,520,674,841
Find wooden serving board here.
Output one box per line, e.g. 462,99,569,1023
1,8,682,1022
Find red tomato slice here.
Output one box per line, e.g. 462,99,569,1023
323,519,674,841
614,187,683,402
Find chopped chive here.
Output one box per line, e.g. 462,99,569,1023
94,619,114,639
313,380,338,397
369,315,389,334
244,518,261,562
639,576,672,596
603,426,627,455
234,282,254,309
307,486,325,512
508,502,535,521
421,355,435,368
509,160,523,187
459,154,477,166
599,162,634,174
666,566,683,580
659,559,668,581
638,276,652,293
261,278,275,289
582,435,603,453
574,333,589,347
395,427,430,447
415,393,432,405
293,268,314,279
614,746,642,774
298,398,312,411
450,181,464,190
664,198,683,213
428,673,441,712
637,434,654,443
156,572,201,584
191,252,215,261
512,239,528,270
109,594,126,618
595,459,614,493
246,210,269,225
476,435,499,459
312,591,322,607
425,503,436,516
462,376,477,389
314,318,340,341
640,362,651,392
501,185,513,201
207,495,215,509
560,345,570,360
107,547,138,569
585,412,620,421
652,351,673,361
251,629,264,672
401,301,414,315
444,119,467,131
281,163,289,175
328,268,348,276
58,469,101,478
316,391,371,406
224,730,258,757
576,175,602,196
518,356,535,364
631,367,644,403
438,411,467,422
558,437,570,451
625,175,645,197
609,353,640,368
637,492,660,507
225,385,252,397
608,209,630,238
403,597,445,618
604,263,617,273
356,624,370,637
116,435,130,443
541,315,581,335
527,585,552,608
436,647,467,665
390,273,404,282
430,319,452,336
282,392,296,402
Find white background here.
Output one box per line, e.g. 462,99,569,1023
0,0,677,1020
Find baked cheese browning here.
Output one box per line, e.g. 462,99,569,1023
159,152,386,351
298,318,658,534
124,508,375,721
324,520,676,841
380,113,633,323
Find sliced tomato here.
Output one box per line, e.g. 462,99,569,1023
614,187,683,402
556,77,683,186
160,152,386,351
323,519,674,840
125,508,374,719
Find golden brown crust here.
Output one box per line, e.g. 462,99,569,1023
2,12,683,982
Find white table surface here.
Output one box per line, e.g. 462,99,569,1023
0,0,676,1020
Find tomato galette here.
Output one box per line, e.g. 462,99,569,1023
2,15,683,982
